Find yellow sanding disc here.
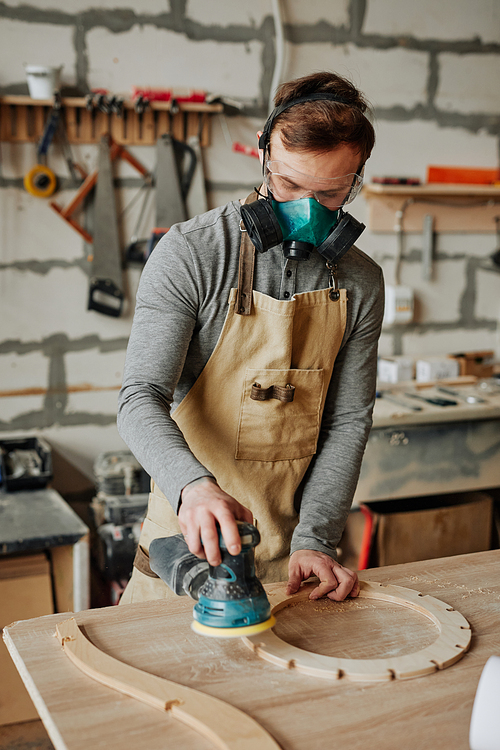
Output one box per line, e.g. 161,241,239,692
191,615,276,639
24,164,57,198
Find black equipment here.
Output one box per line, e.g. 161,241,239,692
149,521,275,638
240,200,365,263
240,92,366,263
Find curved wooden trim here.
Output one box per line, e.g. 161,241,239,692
242,580,471,682
55,618,280,750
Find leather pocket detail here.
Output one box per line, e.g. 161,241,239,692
235,368,324,461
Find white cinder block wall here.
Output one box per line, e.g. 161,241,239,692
1,0,499,477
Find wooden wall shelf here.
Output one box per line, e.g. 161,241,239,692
362,183,500,233
0,95,223,147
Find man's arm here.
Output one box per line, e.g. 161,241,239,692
288,263,384,598
118,226,214,504
118,222,250,560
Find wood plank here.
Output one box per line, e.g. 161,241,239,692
34,105,47,140
0,96,222,146
77,109,93,143
4,550,500,750
200,113,210,148
187,112,200,140
55,618,280,750
171,111,185,141
140,109,156,145
364,190,500,233
155,110,169,137
110,112,126,144
94,112,109,141
51,545,74,613
0,554,54,726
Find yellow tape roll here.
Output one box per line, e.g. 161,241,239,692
24,164,57,197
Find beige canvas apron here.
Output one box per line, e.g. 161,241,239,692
121,231,347,604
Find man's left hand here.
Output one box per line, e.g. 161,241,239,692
287,549,360,601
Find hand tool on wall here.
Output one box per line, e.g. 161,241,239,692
185,134,208,218
87,135,124,317
149,521,275,638
124,181,154,264
24,91,87,198
23,92,86,197
50,136,150,243
146,133,197,256
491,216,500,268
422,213,434,281
23,93,61,198
155,133,191,225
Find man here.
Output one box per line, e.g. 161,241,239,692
117,71,384,605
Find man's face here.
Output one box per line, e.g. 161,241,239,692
258,129,363,209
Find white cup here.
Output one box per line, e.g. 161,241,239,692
25,65,63,99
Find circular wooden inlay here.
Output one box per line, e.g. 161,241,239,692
242,579,471,681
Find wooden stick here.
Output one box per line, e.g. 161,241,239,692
55,618,280,750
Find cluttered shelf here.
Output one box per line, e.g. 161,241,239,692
363,183,500,197
362,181,500,232
372,377,500,428
0,94,223,147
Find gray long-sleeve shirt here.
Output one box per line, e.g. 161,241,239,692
117,199,384,558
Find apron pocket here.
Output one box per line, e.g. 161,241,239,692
235,368,324,461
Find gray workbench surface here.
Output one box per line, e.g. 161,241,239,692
0,488,89,555
373,381,500,428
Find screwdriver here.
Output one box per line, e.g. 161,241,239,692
437,386,486,404
404,392,458,407
376,391,423,411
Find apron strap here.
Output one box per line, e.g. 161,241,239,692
236,191,258,316
133,544,160,578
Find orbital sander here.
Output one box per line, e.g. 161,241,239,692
149,521,275,637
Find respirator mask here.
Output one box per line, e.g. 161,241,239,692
240,93,366,263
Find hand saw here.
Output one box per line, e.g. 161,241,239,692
87,136,124,317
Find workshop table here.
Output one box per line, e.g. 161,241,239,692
0,488,90,612
354,382,500,503
4,549,500,750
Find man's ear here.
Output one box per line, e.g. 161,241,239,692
256,131,265,167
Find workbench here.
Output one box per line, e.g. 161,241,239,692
4,549,500,750
354,382,500,504
0,488,90,612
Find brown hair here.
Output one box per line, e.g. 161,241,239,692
271,71,375,164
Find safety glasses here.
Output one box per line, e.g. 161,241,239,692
264,160,364,209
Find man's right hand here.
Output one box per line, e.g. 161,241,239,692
178,477,253,566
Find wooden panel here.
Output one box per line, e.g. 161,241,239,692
187,112,200,139
171,111,185,141
200,113,210,148
375,495,493,566
15,105,30,141
0,553,54,726
4,550,500,750
354,417,500,504
0,96,222,146
155,110,170,137
363,184,500,233
51,545,74,613
34,105,47,139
